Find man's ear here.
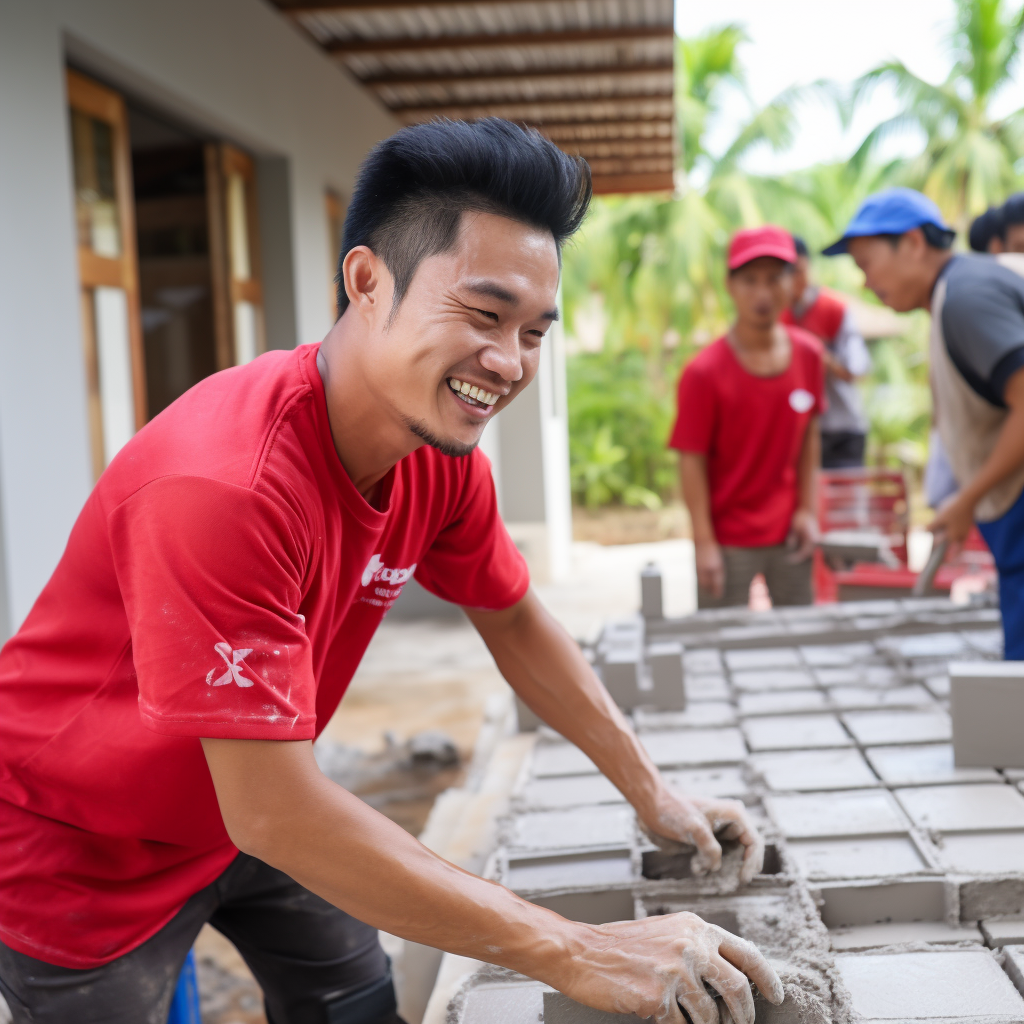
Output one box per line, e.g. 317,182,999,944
342,246,394,322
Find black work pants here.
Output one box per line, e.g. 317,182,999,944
820,430,866,469
0,853,401,1024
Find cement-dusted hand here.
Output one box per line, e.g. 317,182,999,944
640,790,765,884
555,911,783,1024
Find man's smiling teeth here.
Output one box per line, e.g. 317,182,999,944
448,378,499,407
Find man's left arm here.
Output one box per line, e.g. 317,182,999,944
930,366,1024,544
788,415,820,560
465,591,764,883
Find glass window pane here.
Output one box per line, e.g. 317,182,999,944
227,172,251,281
93,286,136,462
234,300,257,365
71,110,121,258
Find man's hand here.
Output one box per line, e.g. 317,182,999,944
786,508,818,563
928,490,974,555
695,538,725,598
822,350,854,382
555,913,783,1024
639,787,765,884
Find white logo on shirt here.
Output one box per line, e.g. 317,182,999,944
206,642,254,687
361,554,417,587
788,388,815,414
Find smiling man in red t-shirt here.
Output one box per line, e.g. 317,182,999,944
0,121,782,1024
671,226,824,609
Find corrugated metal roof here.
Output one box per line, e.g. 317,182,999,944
271,0,676,194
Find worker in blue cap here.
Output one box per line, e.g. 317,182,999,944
824,187,1024,659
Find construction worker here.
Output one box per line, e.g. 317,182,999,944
824,188,1024,659
782,236,871,468
969,205,1006,253
671,226,824,609
0,120,782,1024
1005,193,1024,253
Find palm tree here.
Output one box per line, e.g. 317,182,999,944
849,0,1024,231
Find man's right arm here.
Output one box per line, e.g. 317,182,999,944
201,737,782,1024
680,452,724,598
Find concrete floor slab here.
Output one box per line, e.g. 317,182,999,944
683,649,723,674
936,831,1024,874
531,743,598,777
982,918,1024,947
518,774,625,810
639,727,747,767
743,714,853,751
842,709,952,747
895,784,1024,832
752,748,878,791
685,674,730,702
830,921,983,950
835,949,1024,1022
738,690,829,716
765,789,909,839
867,744,1001,786
827,685,936,711
800,642,876,666
731,669,817,692
509,806,635,851
787,836,930,879
725,648,802,670
661,766,749,799
633,703,735,729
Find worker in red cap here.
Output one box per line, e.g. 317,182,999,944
669,226,825,607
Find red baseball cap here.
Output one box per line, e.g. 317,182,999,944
727,225,797,270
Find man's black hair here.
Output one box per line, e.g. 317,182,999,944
791,235,810,258
336,118,592,317
1004,192,1024,227
969,206,1006,251
880,222,956,250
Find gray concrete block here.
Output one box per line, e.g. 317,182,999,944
842,709,952,746
640,564,663,622
462,983,546,1024
937,831,1024,875
799,642,876,666
817,880,946,928
865,744,1001,786
639,727,747,767
751,748,879,791
827,684,936,711
635,702,735,729
836,949,1024,1022
962,879,1024,921
829,921,983,950
543,991,641,1023
531,743,598,778
661,766,749,800
924,673,952,699
518,774,624,810
601,648,642,710
506,848,633,893
646,641,685,710
895,783,1024,832
889,631,972,659
1004,945,1024,998
982,919,1024,947
765,789,909,839
787,837,931,880
725,648,802,669
685,674,730,702
731,669,817,692
951,661,1024,768
738,689,828,716
742,713,853,751
817,665,898,688
963,629,1005,656
509,807,635,851
684,648,723,673
531,888,635,925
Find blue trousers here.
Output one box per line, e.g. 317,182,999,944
978,487,1024,660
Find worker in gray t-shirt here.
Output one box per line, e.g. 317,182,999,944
824,188,1024,660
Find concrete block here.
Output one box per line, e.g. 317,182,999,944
661,766,749,800
725,648,802,669
817,880,946,928
601,648,642,710
518,774,625,810
765,789,909,839
752,748,879,791
531,888,635,925
1005,770,1024,783
800,642,876,666
983,919,1024,947
890,631,971,659
829,921,984,950
866,744,1001,787
842,709,952,746
640,564,664,622
543,991,641,1023
462,983,545,1024
895,784,1024,832
742,713,853,751
738,689,828,716
731,669,817,692
836,949,1024,1022
506,848,633,893
963,629,1004,656
646,642,685,710
685,674,730,702
817,665,899,688
639,727,747,767
684,648,723,673
509,807,635,851
924,673,952,699
1004,945,1024,997
937,832,1024,875
962,879,1024,920
531,743,598,778
634,702,735,729
951,661,1024,768
515,693,543,732
827,684,936,711
787,837,931,880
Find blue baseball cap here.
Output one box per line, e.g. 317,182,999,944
822,188,951,256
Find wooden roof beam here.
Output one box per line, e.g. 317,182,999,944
538,119,674,140
283,0,667,10
391,89,673,114
324,25,673,55
361,60,673,88
591,171,675,194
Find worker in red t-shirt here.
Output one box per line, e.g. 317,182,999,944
0,121,782,1023
670,226,825,609
781,237,871,468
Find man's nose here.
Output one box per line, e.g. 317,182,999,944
478,331,524,383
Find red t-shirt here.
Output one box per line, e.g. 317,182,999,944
0,343,528,968
779,288,846,346
668,329,825,547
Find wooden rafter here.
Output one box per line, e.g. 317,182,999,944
359,60,673,88
538,119,674,140
282,0,638,10
391,89,673,114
